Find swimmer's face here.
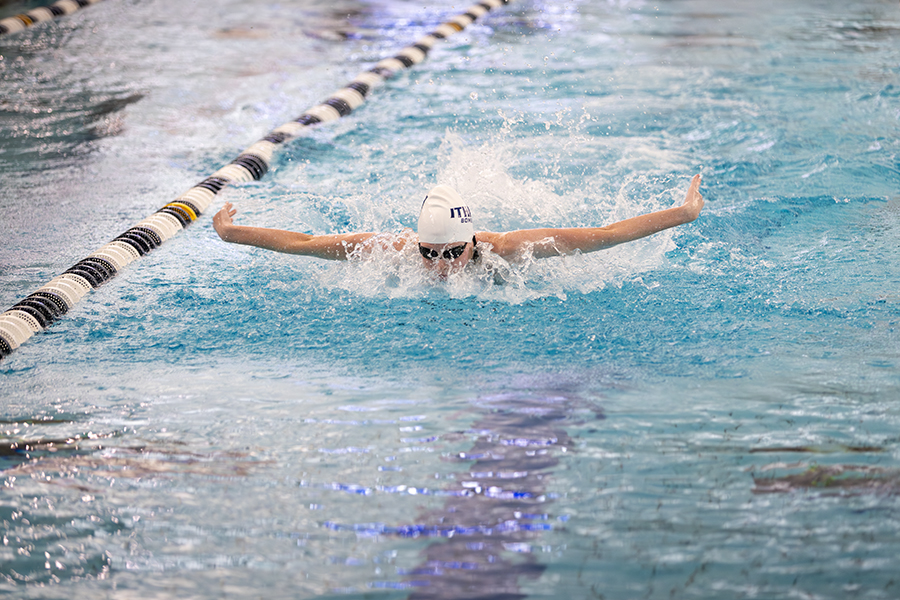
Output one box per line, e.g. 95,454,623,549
419,240,473,279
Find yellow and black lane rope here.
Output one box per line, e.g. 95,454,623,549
0,0,515,360
0,0,103,36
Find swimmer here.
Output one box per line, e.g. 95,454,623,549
212,174,704,278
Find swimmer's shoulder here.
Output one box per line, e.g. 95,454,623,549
475,231,513,258
475,231,503,247
366,228,417,253
393,228,417,251
345,229,416,258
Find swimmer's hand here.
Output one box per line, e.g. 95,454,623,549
680,174,704,222
212,202,239,242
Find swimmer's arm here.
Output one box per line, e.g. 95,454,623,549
212,202,384,260
482,174,704,260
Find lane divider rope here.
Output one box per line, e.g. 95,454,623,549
0,0,103,37
0,0,515,361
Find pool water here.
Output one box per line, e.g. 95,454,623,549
2,0,900,597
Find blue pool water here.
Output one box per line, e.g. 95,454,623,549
2,0,899,597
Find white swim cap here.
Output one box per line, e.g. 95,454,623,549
417,185,474,244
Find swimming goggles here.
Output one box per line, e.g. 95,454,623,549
419,243,468,261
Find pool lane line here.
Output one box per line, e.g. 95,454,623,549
0,0,515,361
0,0,103,37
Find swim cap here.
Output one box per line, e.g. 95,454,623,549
417,185,474,244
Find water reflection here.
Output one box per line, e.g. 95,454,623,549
0,425,266,587
402,403,571,599
753,463,900,495
0,88,143,172
324,391,602,598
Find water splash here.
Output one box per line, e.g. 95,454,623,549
295,125,686,302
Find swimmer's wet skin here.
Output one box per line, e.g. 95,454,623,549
212,174,705,277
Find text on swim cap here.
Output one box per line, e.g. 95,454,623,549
450,206,472,223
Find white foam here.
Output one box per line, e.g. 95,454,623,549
288,124,686,303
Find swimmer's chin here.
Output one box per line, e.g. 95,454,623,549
418,269,465,288
424,266,469,283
